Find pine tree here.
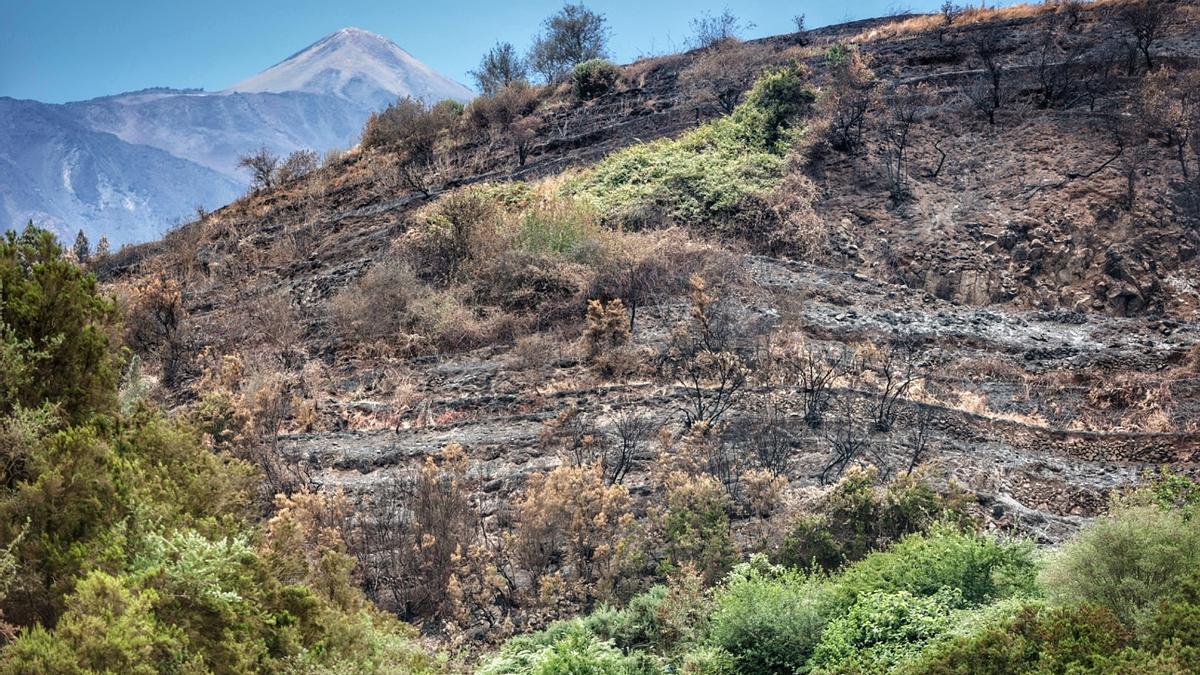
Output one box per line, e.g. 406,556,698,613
72,229,90,263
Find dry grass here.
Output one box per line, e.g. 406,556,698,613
846,0,1126,43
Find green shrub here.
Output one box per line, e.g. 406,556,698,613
517,199,601,257
566,64,814,232
836,526,1037,610
595,586,668,652
1139,568,1200,671
899,603,1133,675
732,64,816,151
661,475,737,584
599,568,712,659
1,572,167,675
478,621,660,675
779,467,975,572
0,227,439,671
810,588,963,673
779,514,846,572
679,646,738,675
2,530,442,674
573,59,621,99
0,226,118,422
707,559,833,675
1039,504,1200,628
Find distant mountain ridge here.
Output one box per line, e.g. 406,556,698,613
0,28,472,246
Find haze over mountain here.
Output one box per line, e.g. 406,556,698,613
0,28,472,246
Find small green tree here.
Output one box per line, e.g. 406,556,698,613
472,41,529,96
661,473,736,584
572,59,620,100
1040,503,1200,627
0,226,118,422
71,230,89,263
527,3,610,83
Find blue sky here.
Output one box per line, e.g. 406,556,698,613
1,0,1009,103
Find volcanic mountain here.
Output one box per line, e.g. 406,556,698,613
226,27,472,108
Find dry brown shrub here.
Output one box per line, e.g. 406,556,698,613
410,289,492,352
741,468,789,518
404,189,502,285
1183,344,1200,374
507,332,559,371
623,52,689,89
508,462,635,605
586,228,730,333
820,44,878,154
465,82,542,165
330,258,421,345
262,489,355,599
762,167,826,258
540,405,604,465
247,290,303,362
123,274,187,385
469,249,588,317
350,443,481,621
447,540,512,644
848,2,1066,42
583,298,637,377
190,351,314,497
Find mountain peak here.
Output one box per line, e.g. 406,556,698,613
224,27,472,107
331,26,386,40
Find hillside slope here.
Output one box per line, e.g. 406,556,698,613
95,0,1200,651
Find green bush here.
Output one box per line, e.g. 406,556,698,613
899,603,1133,675
609,570,711,659
477,621,660,675
566,64,814,231
732,64,816,151
517,199,601,257
1139,568,1200,671
779,515,844,571
679,646,737,675
837,526,1037,609
595,586,668,652
2,532,441,674
573,59,621,100
1039,504,1200,628
810,588,963,673
0,226,118,423
661,477,737,584
778,467,975,572
706,559,833,675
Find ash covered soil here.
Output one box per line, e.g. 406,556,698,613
282,256,1200,543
